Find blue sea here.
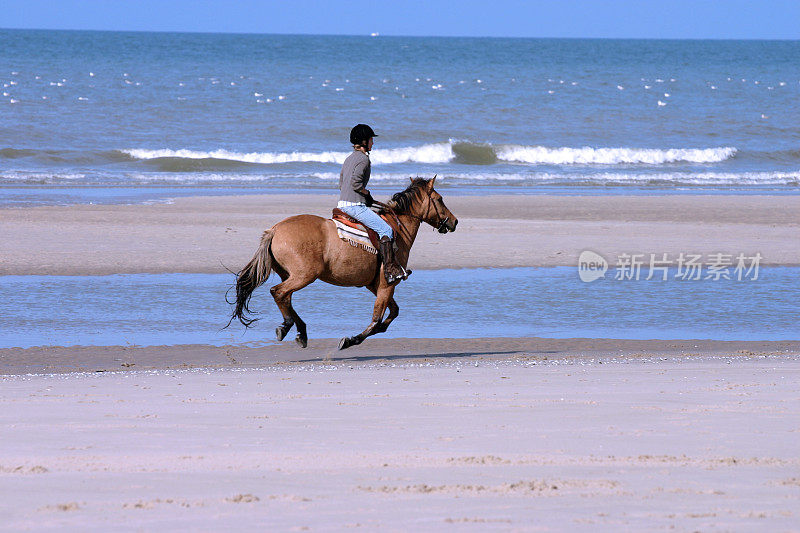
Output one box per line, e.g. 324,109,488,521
1,30,799,207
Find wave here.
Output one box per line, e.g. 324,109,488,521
496,145,737,165
140,156,262,172
118,142,739,167
119,145,455,166
2,170,797,187
371,171,798,186
737,148,800,164
0,148,39,159
0,143,751,170
0,147,131,164
120,148,346,165
0,171,90,184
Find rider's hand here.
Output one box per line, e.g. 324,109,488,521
361,190,374,207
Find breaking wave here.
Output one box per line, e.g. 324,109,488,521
496,145,737,165
118,142,738,167
120,145,454,166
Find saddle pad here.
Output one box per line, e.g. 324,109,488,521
333,220,378,255
332,208,386,249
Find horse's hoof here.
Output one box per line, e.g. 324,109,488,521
338,337,350,350
295,335,307,349
275,326,287,342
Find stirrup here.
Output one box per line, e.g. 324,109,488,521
384,264,410,284
384,266,400,284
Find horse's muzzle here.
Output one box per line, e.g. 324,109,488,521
438,217,458,233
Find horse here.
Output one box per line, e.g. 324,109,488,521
230,177,458,350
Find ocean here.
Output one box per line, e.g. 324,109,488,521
1,29,799,206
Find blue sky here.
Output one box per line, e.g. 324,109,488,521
1,0,799,39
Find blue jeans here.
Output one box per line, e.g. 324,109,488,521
338,203,393,239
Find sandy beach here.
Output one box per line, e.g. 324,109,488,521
2,336,800,530
2,354,799,531
2,192,800,530
2,193,799,275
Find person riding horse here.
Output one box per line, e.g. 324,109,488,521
231,172,458,350
338,124,408,284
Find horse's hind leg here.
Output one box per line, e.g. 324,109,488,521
270,274,315,348
270,271,294,341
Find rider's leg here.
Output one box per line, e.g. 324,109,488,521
377,235,406,284
338,204,408,283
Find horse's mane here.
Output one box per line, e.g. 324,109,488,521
384,178,428,214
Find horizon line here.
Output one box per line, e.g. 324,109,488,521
1,26,799,42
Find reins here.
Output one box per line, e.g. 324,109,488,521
371,198,406,233
373,176,447,234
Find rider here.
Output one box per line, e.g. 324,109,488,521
338,124,408,284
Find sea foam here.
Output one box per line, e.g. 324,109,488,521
496,146,736,165
121,143,454,165
121,143,736,167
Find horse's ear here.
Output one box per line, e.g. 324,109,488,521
427,175,437,190
409,177,415,183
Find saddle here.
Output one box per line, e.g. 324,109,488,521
332,208,396,251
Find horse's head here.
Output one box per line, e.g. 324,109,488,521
422,176,458,233
390,176,458,233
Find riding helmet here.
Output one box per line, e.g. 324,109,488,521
350,124,378,145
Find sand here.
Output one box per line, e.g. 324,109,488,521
2,355,799,531
2,193,799,275
2,192,799,530
2,337,799,375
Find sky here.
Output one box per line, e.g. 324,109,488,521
1,0,799,40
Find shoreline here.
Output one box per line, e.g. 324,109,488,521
2,193,799,275
3,336,799,376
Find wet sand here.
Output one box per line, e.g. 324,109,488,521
2,337,799,375
2,193,799,275
2,354,799,531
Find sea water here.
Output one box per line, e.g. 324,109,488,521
1,30,799,206
1,267,797,348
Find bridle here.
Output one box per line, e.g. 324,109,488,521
422,189,451,234
372,185,451,234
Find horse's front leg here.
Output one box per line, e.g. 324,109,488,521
373,298,399,334
338,286,395,350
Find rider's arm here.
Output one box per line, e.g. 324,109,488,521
351,159,369,190
351,158,373,205
355,187,374,206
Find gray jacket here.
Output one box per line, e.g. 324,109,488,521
338,150,371,203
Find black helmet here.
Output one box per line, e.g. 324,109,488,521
350,124,378,145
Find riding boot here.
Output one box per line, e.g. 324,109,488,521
379,236,409,284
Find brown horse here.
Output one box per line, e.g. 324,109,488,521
231,177,458,350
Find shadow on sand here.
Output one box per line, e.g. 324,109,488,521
292,349,563,364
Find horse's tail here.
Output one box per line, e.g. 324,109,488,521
232,229,275,327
